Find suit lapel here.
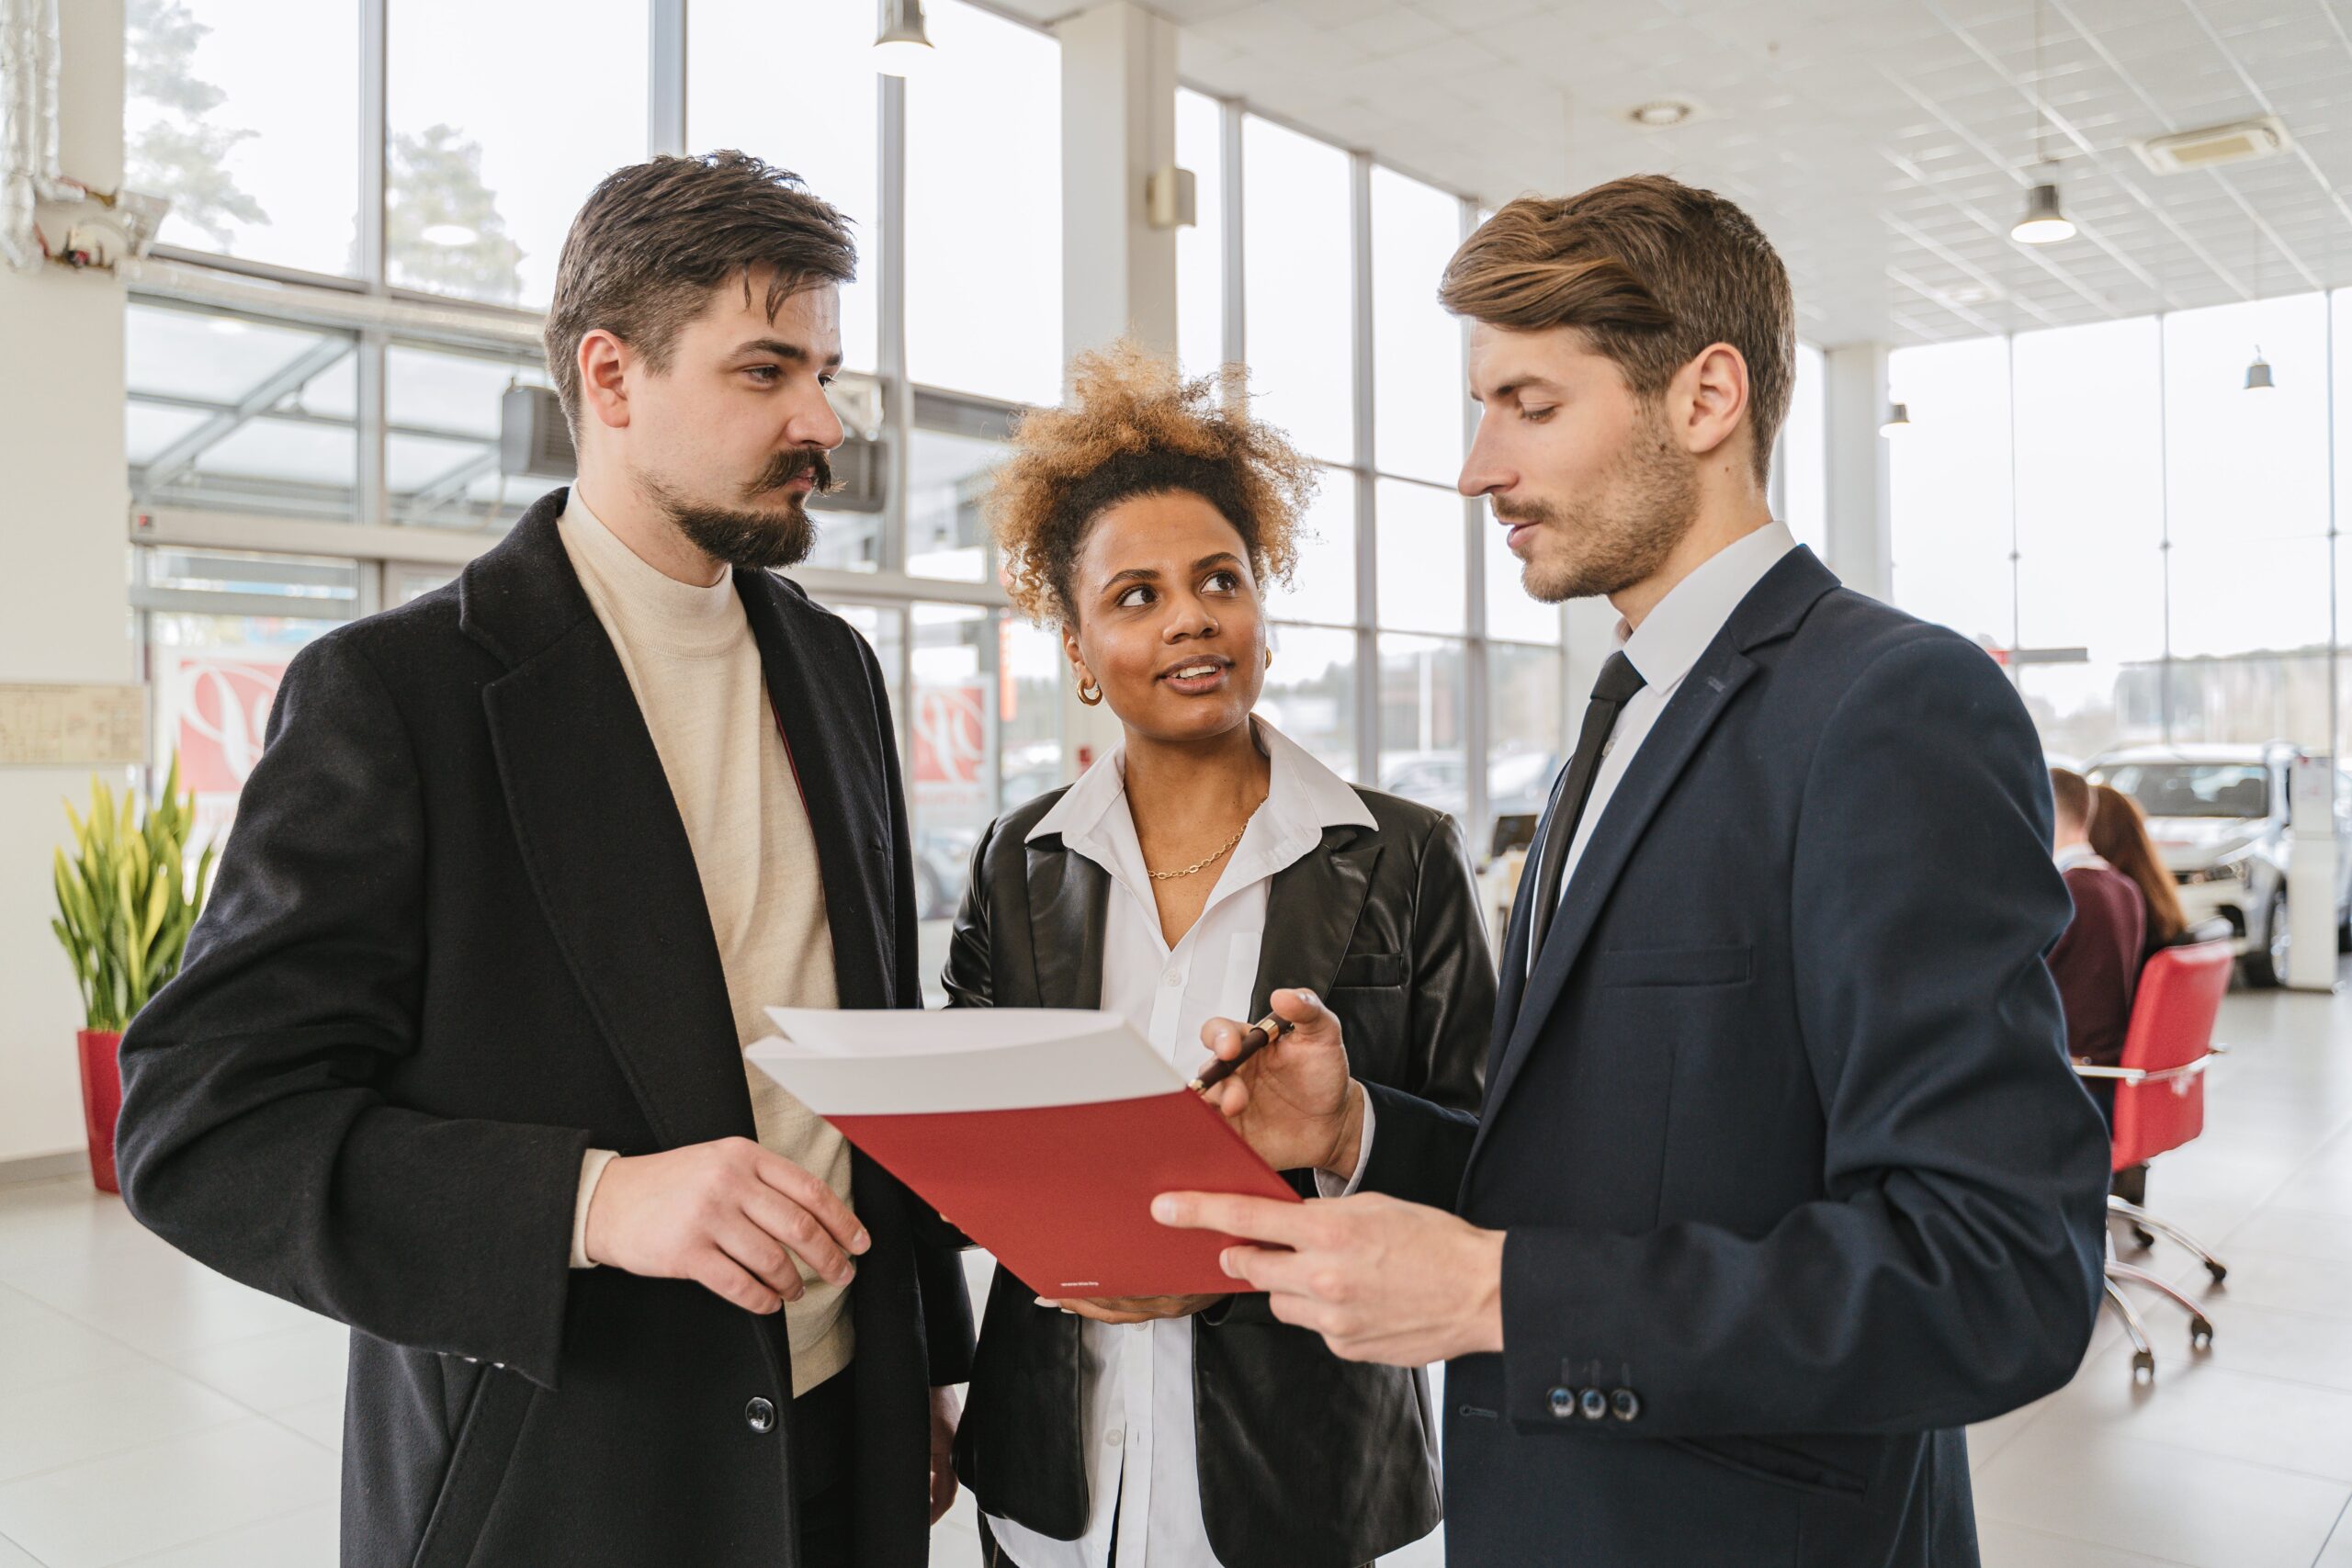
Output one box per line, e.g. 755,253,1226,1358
1250,826,1380,1015
1476,649,1758,1136
737,572,898,1010
1471,547,1841,1162
1026,837,1112,1009
469,496,753,1147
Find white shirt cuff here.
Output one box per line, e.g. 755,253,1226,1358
571,1147,620,1269
1312,1089,1374,1199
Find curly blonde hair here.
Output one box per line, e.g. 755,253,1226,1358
988,340,1318,625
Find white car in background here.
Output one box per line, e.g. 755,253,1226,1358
2086,742,2352,987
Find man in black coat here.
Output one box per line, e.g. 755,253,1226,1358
115,152,970,1568
1159,175,2110,1568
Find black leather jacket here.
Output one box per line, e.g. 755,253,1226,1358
943,781,1494,1568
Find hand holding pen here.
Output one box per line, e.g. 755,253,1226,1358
1188,987,1366,1178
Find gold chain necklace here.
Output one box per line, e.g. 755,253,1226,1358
1147,801,1264,883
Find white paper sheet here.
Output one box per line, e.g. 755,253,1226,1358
750,1007,1189,1116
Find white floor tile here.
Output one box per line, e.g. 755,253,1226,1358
6,1264,324,1366
0,1530,39,1568
2037,1337,2352,1482
1972,1416,2348,1568
0,1416,334,1568
1973,1517,2199,1567
108,1503,338,1567
0,1307,144,1400
268,1392,345,1453
2221,1206,2352,1266
0,1361,247,1485
2320,1504,2352,1567
165,1323,347,1416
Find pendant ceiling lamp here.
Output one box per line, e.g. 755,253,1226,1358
2012,1,2075,245
875,0,933,77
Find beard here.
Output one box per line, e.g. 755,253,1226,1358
1500,409,1701,604
646,446,834,571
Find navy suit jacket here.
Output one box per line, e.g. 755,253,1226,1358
1363,547,2110,1568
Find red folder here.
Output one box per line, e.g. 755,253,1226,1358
749,1009,1301,1298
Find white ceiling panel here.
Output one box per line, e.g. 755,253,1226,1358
986,0,2352,344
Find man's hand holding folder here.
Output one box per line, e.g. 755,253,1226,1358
747,1008,1303,1299
1163,988,1510,1368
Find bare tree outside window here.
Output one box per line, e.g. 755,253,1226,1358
123,0,266,248
383,124,525,303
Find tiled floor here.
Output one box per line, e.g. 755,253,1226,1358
3,968,2349,1566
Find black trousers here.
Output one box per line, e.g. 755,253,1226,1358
796,1365,858,1564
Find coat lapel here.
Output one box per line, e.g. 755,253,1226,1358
1471,547,1841,1161
467,492,754,1148
1024,837,1111,1010
736,572,899,1010
1250,825,1380,1015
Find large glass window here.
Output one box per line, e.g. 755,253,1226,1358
904,1,1063,406
1263,625,1357,782
387,342,551,531
1241,114,1352,465
127,302,359,520
126,0,361,277
905,428,1007,582
1370,167,1464,486
689,0,880,372
1262,468,1356,627
137,549,357,848
1488,641,1566,832
1888,336,2014,649
1891,290,2352,763
1378,634,1469,818
1175,87,1226,382
1375,479,1466,637
386,0,647,308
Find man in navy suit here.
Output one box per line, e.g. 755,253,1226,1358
1158,175,2109,1567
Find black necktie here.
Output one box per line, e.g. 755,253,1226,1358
1524,651,1647,963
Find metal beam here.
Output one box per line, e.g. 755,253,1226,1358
650,0,687,155
135,340,356,500
399,449,503,516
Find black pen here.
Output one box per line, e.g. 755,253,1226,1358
1187,1010,1295,1094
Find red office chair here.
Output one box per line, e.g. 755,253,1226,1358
2073,940,2233,1382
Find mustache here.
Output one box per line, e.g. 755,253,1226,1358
741,446,835,502
1492,496,1555,526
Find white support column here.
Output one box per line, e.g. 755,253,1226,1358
1824,341,1894,603
0,0,131,1163
1055,1,1179,367
1053,2,1179,774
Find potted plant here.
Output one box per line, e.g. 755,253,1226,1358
49,758,215,1193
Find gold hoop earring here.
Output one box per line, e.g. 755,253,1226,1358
1077,676,1102,706
1264,648,1273,670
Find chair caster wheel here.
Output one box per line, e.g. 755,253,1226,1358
2131,1226,2156,1251
2190,1319,2214,1350
2132,1350,2156,1383
2204,1261,2228,1283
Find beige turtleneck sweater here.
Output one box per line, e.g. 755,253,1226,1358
559,490,854,1396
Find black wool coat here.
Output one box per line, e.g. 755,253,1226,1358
117,489,973,1568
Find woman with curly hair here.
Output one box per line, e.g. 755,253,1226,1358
942,343,1493,1568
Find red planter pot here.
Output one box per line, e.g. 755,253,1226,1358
76,1029,123,1194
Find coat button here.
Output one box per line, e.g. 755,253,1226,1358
1611,1388,1641,1422
1578,1387,1609,1421
1547,1385,1576,1419
745,1396,776,1434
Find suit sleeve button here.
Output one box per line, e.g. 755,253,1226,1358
745,1396,777,1433
1578,1387,1609,1421
1611,1388,1641,1422
1547,1385,1577,1419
